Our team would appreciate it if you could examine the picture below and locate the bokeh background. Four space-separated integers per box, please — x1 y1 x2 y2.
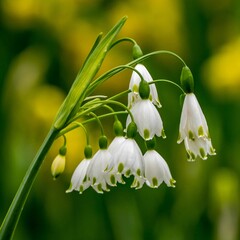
0 0 240 239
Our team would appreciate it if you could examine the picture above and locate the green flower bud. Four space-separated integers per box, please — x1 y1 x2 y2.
180 66 194 93
132 44 143 59
113 120 124 136
99 135 108 149
139 80 150 99
84 145 93 159
145 137 156 150
127 122 138 138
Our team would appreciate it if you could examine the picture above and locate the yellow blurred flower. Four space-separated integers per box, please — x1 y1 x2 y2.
202 37 240 100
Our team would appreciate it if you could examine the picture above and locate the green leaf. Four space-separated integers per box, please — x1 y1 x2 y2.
54 16 128 129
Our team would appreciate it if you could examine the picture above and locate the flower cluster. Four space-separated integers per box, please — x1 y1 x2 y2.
51 63 216 194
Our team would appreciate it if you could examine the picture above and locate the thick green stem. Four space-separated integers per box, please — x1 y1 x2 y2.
0 127 59 240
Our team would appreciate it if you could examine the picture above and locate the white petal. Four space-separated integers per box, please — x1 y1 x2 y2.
127 99 164 140
66 159 91 193
143 150 174 188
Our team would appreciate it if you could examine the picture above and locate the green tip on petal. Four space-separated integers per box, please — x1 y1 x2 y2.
161 129 166 139
118 163 124 173
65 183 73 193
200 148 207 159
79 185 84 194
188 130 195 140
144 129 150 139
170 179 176 188
152 177 158 188
132 84 138 93
198 126 204 137
110 174 116 185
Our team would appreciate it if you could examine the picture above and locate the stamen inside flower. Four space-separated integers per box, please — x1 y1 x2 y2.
110 175 116 185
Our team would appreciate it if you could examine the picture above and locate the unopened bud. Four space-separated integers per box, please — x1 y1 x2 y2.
51 154 66 180
132 44 143 59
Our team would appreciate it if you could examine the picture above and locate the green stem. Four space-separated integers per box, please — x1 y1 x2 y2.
0 127 59 240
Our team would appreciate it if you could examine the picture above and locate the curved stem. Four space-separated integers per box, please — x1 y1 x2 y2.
72 121 90 145
109 37 137 50
0 127 59 240
58 111 127 137
151 79 186 94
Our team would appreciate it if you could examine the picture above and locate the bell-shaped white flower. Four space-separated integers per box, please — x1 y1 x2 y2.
108 136 126 155
66 159 91 194
109 138 144 188
86 149 116 193
178 93 216 160
128 64 161 108
184 137 216 161
126 99 165 140
143 150 175 188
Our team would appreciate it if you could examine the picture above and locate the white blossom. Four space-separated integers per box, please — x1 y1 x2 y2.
109 138 145 188
143 150 175 188
86 149 116 193
66 159 91 194
126 99 165 140
178 93 216 160
128 64 161 108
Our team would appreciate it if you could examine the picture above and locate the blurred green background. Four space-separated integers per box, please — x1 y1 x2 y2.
0 0 240 239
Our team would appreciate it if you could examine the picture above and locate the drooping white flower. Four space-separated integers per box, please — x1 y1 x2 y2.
86 149 116 193
143 150 175 188
178 93 216 160
128 64 161 108
126 99 165 140
66 159 91 194
107 136 126 155
109 138 145 188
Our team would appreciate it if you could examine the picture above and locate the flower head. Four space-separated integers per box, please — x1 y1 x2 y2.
143 150 175 188
178 93 216 160
86 149 116 193
128 64 161 108
109 138 144 188
126 99 165 140
66 158 91 194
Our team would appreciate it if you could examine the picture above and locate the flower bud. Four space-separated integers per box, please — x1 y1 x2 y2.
132 44 143 59
180 66 194 93
51 153 66 180
139 80 150 99
99 135 108 149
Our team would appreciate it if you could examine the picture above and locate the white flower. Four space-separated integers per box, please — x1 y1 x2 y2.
86 149 116 193
66 159 91 194
126 99 165 140
128 64 161 108
110 138 145 188
143 150 175 188
107 136 126 155
178 93 216 160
